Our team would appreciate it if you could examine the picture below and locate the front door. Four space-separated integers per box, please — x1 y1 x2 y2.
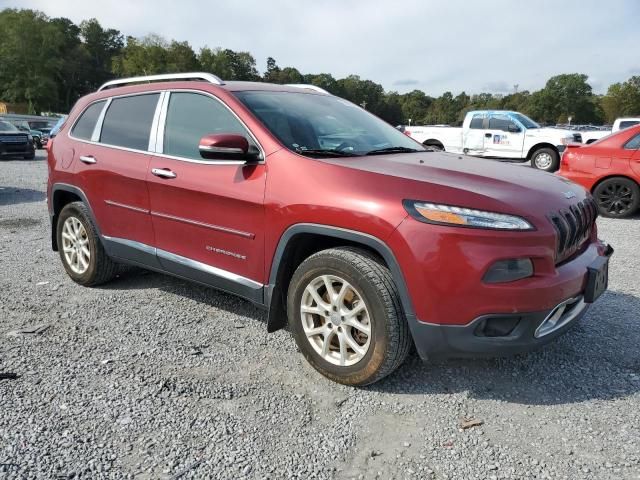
483 113 525 159
146 91 267 302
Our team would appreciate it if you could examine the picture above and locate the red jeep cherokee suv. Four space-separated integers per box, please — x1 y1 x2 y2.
47 73 613 385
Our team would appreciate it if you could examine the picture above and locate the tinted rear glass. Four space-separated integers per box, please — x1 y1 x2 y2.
71 101 106 140
100 94 159 150
619 120 639 130
469 115 484 129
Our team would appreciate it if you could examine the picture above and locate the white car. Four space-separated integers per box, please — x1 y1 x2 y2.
581 117 640 144
404 110 582 172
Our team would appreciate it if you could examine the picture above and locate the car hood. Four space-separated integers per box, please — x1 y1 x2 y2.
525 127 576 139
324 151 588 220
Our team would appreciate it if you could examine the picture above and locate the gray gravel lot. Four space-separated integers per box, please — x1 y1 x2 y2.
1 152 639 480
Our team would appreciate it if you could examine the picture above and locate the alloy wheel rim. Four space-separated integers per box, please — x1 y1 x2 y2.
535 152 552 169
598 183 634 215
300 275 372 366
61 216 90 274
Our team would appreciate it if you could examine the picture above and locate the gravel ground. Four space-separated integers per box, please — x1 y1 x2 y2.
1 152 639 480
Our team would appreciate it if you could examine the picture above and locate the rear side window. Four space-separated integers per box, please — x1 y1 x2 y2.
469 114 485 129
163 92 249 160
619 120 640 130
624 133 640 149
100 94 160 150
71 100 106 140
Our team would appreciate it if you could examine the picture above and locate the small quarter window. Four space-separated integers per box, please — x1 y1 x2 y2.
71 100 106 140
624 133 640 150
100 94 160 150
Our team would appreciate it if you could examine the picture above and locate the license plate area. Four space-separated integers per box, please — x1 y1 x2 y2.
584 254 610 303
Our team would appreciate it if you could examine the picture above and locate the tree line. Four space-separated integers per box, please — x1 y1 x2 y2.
1 8 639 126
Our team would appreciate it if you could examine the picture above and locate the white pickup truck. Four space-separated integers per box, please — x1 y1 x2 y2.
403 110 582 172
580 117 640 144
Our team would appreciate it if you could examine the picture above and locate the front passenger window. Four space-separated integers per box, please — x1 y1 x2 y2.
163 92 251 160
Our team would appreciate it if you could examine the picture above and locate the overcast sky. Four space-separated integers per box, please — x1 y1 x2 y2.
9 0 640 95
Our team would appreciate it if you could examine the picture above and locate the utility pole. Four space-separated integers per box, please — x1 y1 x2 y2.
513 84 519 93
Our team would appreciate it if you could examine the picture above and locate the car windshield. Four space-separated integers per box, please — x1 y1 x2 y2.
234 91 425 156
0 120 19 132
511 113 540 129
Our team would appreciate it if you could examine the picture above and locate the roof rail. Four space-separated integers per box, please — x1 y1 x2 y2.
285 84 330 95
98 72 224 91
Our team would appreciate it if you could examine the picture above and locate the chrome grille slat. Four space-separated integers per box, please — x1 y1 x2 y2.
549 198 597 263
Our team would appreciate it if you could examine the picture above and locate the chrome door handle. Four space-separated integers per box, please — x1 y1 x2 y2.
79 155 97 164
151 168 177 179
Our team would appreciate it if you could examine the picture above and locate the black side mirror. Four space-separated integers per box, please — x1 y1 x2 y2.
507 124 521 133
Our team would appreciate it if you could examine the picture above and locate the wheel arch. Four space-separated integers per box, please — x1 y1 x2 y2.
423 139 445 150
590 174 640 193
50 184 100 251
526 142 559 160
265 224 415 333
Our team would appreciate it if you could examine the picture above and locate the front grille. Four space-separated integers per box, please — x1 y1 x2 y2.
0 134 29 144
572 133 583 143
549 197 597 262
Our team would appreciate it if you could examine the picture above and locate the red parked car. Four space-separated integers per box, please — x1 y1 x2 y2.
559 124 640 218
47 73 612 385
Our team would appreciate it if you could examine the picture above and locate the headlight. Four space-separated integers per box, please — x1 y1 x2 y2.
403 200 534 230
27 134 33 141
560 136 574 145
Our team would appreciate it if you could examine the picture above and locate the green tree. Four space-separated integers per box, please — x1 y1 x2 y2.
199 48 258 80
601 76 640 122
0 9 63 113
80 18 123 88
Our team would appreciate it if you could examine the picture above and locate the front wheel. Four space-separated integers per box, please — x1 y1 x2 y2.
287 247 411 386
531 147 559 172
593 177 640 218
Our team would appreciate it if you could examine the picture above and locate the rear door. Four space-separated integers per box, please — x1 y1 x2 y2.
72 93 160 263
147 91 266 302
462 113 487 154
483 113 525 158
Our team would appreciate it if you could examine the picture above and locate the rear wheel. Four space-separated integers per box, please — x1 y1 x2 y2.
56 202 118 286
287 247 411 386
531 147 559 172
593 177 640 218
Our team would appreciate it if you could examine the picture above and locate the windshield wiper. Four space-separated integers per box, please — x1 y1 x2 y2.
365 146 423 155
295 148 359 157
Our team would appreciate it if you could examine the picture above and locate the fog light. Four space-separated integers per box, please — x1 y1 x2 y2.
483 259 533 284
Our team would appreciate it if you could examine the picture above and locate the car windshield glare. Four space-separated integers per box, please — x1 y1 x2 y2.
512 113 540 129
234 91 425 156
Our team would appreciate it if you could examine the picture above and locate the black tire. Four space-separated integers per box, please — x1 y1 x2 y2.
56 201 118 286
531 147 559 172
592 177 640 218
287 247 411 386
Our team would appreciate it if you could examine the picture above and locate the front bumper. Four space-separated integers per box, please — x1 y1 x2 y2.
0 142 34 157
411 295 590 360
409 244 613 360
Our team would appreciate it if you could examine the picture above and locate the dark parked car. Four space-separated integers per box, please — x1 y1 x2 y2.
47 72 612 385
0 120 35 159
11 120 45 148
